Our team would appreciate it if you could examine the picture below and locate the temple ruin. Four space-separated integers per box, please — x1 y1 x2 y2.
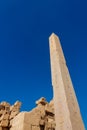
0 33 85 130
0 98 55 130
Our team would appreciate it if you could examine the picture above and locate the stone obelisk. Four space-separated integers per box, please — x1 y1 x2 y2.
49 33 85 130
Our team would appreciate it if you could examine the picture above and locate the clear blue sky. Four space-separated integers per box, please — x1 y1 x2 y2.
0 0 87 128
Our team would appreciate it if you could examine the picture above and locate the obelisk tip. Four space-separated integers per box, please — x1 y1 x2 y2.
49 33 59 41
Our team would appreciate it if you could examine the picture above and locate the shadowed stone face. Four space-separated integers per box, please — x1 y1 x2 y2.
49 33 85 130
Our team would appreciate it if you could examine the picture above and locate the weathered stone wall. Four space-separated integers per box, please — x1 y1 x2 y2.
0 98 55 130
10 98 55 130
0 101 21 130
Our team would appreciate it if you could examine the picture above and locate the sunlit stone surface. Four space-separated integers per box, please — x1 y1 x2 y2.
49 33 85 130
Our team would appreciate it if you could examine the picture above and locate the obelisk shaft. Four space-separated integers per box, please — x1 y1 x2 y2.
49 33 85 130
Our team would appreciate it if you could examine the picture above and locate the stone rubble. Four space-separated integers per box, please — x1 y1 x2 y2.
0 98 55 130
0 101 21 130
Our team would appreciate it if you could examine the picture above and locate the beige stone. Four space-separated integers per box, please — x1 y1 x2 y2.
49 33 85 130
0 127 2 130
0 114 9 121
0 110 5 116
9 119 13 127
14 101 21 107
10 112 25 130
0 105 5 110
0 120 9 127
45 103 54 115
10 111 19 119
0 101 22 129
9 97 55 130
36 97 48 105
0 102 10 108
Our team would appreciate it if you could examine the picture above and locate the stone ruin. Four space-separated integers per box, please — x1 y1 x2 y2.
0 98 55 130
0 101 21 130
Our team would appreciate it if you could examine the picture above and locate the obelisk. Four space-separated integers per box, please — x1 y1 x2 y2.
49 33 85 130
